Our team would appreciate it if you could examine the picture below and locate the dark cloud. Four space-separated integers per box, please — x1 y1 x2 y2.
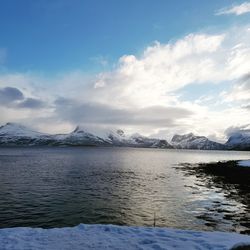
54 97 193 128
239 72 250 91
0 87 24 105
225 124 250 137
18 98 45 109
0 86 45 109
241 104 250 109
241 72 250 83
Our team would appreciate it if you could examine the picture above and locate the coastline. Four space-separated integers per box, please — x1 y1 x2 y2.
1 224 250 250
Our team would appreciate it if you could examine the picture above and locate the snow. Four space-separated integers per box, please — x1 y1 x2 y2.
0 123 46 138
238 160 250 167
1 122 250 149
171 133 223 150
226 131 250 148
0 224 249 250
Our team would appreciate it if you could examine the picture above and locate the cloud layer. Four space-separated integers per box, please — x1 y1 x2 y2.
0 87 24 105
54 97 193 129
0 86 45 109
216 2 250 16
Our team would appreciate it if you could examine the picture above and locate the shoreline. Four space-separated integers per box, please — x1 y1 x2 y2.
0 224 250 250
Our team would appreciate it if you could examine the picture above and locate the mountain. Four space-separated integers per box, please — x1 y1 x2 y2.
0 123 173 148
130 134 173 148
2 122 250 150
106 129 132 146
171 133 225 150
226 130 250 150
52 126 109 146
0 123 51 146
107 129 173 148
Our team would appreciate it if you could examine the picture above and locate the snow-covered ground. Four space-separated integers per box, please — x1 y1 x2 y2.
238 160 250 167
0 224 250 250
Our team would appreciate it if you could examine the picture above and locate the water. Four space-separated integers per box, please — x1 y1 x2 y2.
0 147 249 233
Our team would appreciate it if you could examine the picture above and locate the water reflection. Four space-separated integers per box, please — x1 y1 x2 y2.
177 161 250 234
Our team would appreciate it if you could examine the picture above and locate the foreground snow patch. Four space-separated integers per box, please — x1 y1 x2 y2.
0 224 250 250
238 160 250 167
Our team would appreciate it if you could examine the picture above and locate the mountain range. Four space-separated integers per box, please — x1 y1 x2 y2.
0 122 249 150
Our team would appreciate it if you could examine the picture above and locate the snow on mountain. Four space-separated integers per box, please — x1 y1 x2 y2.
53 126 109 146
0 122 46 138
106 129 173 148
171 133 225 150
0 123 51 146
106 129 132 145
130 133 173 148
2 122 250 150
0 123 173 148
226 130 250 150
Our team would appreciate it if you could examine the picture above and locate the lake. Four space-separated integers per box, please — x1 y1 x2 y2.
0 147 249 233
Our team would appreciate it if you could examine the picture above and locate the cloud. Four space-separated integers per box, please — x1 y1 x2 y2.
225 124 250 137
221 72 250 103
0 86 46 110
0 87 24 105
91 33 226 109
18 98 45 109
54 98 193 129
242 104 250 109
216 2 250 16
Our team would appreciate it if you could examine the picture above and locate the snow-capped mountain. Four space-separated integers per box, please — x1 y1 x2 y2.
226 130 250 150
1 122 250 150
106 129 173 148
52 126 109 146
130 134 173 148
106 129 132 146
0 123 173 148
0 123 46 138
0 123 51 146
171 133 225 150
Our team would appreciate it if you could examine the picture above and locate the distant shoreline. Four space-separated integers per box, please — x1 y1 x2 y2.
0 145 250 151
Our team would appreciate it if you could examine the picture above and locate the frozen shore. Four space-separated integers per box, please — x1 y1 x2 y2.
238 160 250 167
0 224 250 250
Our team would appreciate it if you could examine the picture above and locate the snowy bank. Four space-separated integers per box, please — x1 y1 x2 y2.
238 160 250 167
0 224 250 250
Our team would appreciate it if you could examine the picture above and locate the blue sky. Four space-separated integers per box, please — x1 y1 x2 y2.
0 1 250 141
0 0 248 73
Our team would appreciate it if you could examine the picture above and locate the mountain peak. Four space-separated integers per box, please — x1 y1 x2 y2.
0 123 46 137
171 132 224 150
1 122 30 132
226 130 250 149
72 125 92 134
5 122 25 128
0 122 244 150
73 126 85 133
116 129 125 137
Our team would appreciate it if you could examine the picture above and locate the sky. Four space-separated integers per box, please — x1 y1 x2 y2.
0 0 250 142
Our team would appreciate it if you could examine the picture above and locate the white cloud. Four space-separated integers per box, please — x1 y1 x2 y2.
91 33 226 109
216 2 250 16
90 27 250 111
221 72 250 104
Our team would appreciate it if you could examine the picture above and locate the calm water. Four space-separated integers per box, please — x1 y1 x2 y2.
0 147 249 233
